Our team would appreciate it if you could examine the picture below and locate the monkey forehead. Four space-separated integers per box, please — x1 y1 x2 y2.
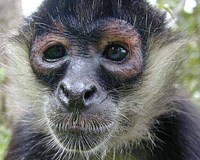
32 0 167 38
33 18 140 41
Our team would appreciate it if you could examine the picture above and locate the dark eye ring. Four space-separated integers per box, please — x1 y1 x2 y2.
43 45 67 62
102 44 129 62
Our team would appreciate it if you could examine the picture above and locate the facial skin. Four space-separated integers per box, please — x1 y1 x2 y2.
29 18 143 153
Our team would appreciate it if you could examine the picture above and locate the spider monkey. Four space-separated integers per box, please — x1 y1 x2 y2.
4 0 200 160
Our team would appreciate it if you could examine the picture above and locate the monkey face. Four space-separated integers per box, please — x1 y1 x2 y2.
4 0 189 159
6 0 189 159
29 18 143 153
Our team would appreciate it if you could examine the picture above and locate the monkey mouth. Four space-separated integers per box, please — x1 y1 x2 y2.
52 121 115 134
48 120 116 152
46 108 117 152
47 110 116 134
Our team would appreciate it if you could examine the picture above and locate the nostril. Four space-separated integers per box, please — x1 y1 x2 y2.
84 86 97 102
60 83 70 99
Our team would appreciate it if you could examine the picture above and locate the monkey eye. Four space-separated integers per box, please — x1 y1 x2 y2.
103 44 128 62
43 45 67 62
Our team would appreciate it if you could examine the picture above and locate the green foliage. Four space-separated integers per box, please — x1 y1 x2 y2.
0 67 8 160
159 4 174 18
0 68 6 85
0 124 11 160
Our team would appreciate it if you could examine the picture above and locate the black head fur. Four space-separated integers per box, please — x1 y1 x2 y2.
31 0 167 46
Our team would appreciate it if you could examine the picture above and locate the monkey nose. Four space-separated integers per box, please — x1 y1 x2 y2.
58 82 99 111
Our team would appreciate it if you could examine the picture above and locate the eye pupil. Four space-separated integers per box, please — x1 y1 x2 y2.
103 44 128 61
43 45 66 61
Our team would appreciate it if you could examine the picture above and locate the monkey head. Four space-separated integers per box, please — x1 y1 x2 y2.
6 0 186 158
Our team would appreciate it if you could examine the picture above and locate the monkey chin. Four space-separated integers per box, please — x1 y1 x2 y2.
43 103 117 156
46 119 116 158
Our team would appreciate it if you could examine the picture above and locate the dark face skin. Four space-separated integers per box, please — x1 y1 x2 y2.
30 18 142 152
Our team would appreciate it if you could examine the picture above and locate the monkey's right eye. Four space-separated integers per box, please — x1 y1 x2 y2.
43 45 67 62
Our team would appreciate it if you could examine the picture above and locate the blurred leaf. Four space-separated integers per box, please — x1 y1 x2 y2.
159 4 174 18
0 68 6 84
0 124 11 160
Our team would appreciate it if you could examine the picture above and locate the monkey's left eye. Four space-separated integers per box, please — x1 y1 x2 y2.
43 45 67 62
103 44 128 62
